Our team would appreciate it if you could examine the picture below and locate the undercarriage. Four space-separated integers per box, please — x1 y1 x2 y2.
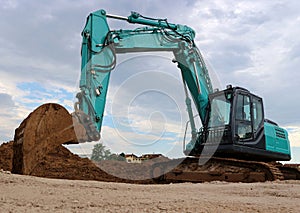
151 157 300 183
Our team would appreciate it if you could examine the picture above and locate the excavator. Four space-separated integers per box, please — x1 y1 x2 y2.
12 9 300 182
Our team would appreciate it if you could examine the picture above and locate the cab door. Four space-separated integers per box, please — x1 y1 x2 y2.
234 93 253 142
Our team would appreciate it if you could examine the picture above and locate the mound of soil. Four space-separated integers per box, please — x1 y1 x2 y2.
0 141 14 171
97 156 170 181
0 141 156 183
30 145 124 182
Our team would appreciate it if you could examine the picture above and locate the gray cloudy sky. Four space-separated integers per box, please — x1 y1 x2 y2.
0 0 299 161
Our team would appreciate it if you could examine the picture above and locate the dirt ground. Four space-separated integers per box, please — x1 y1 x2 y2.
0 171 299 212
1 141 300 212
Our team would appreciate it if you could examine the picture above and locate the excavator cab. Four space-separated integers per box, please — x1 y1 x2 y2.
185 85 291 161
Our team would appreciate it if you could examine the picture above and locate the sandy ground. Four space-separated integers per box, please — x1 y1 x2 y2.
1 171 300 212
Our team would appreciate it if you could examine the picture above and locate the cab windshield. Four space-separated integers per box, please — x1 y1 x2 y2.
208 93 232 128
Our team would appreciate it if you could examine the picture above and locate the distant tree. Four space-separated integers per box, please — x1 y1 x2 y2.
118 153 126 161
91 143 111 162
91 143 126 162
107 153 126 161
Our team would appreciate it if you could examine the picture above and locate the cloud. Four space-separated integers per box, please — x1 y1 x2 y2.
1 0 18 9
185 0 300 129
285 125 300 147
0 0 300 161
0 92 21 141
0 93 15 108
291 147 300 163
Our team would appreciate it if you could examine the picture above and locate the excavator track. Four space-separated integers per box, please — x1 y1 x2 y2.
279 164 300 180
151 157 300 183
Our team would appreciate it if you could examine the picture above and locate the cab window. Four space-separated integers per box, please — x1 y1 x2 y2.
252 97 263 132
236 94 251 121
235 94 252 140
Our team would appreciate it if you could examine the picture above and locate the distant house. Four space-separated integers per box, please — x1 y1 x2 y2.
125 154 142 163
141 154 163 160
125 153 163 163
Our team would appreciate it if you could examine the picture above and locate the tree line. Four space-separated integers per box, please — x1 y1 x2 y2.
91 143 126 162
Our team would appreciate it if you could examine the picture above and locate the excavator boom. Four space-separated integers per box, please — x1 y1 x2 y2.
77 9 213 138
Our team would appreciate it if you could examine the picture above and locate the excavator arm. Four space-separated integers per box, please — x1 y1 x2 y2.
76 9 214 141
12 9 214 175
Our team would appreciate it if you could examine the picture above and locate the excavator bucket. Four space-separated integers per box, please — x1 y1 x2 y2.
12 103 88 175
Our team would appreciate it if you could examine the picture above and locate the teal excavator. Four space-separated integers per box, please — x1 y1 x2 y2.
13 9 299 182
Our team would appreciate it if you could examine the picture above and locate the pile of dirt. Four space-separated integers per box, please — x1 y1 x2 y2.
0 141 14 171
97 156 170 181
0 141 155 183
29 145 124 182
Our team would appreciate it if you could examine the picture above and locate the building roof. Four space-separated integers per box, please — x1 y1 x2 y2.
125 154 138 158
140 154 163 159
124 153 164 160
